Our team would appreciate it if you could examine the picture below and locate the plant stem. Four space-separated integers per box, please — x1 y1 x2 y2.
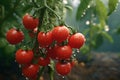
37 67 45 80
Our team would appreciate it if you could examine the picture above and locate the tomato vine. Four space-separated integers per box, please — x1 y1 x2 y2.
5 0 86 80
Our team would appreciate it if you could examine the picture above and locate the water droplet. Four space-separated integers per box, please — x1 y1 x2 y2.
73 54 76 57
63 0 68 4
88 5 90 8
76 49 80 53
62 76 65 78
26 77 29 80
104 25 109 32
19 65 21 68
86 21 90 25
83 12 86 15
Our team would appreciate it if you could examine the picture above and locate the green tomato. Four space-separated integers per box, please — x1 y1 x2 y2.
4 44 16 55
0 37 8 48
0 26 9 37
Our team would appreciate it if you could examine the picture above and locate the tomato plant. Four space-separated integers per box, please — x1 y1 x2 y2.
3 0 86 80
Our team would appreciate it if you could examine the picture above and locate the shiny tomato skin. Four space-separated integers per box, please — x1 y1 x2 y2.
22 64 39 78
52 26 70 42
37 31 53 47
22 13 39 30
38 57 50 66
55 62 71 76
56 45 72 60
6 28 24 44
68 33 85 49
15 49 34 64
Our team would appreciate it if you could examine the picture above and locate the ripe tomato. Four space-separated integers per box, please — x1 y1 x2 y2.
22 13 39 30
55 62 71 76
37 31 53 47
46 47 57 60
38 57 50 66
68 33 85 48
22 64 39 78
52 26 70 42
6 28 24 44
15 49 34 64
56 45 72 60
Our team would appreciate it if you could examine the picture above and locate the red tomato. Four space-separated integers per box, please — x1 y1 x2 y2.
15 49 34 64
55 62 71 76
46 46 58 60
6 28 24 44
37 31 53 47
56 45 72 60
22 64 39 78
38 57 50 66
68 33 85 48
52 26 70 42
22 13 39 30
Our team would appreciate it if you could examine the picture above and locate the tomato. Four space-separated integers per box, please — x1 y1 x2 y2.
46 47 57 60
52 26 70 42
22 13 39 30
6 28 24 44
38 57 50 66
55 62 71 76
4 44 16 54
15 49 34 64
22 64 39 78
68 33 85 48
0 38 8 48
56 45 72 60
37 31 53 47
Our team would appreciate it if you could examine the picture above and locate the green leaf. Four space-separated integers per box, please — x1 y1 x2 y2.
95 0 108 26
108 0 118 15
94 34 103 49
101 31 114 43
76 0 92 20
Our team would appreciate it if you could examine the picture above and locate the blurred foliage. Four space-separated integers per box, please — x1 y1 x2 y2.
76 0 118 54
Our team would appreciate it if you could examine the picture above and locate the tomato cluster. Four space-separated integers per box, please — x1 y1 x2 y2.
6 13 85 79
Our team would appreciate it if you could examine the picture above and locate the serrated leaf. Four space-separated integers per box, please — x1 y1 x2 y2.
101 31 114 43
95 0 108 26
76 0 92 20
108 0 118 15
